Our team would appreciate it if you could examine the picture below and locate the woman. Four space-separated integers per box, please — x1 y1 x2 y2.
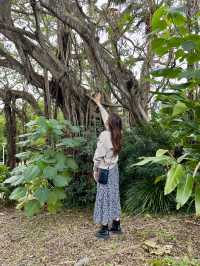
93 93 122 239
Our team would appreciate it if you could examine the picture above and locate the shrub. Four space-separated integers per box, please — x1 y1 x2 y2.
4 117 83 217
124 177 175 215
135 6 200 215
65 175 96 208
119 123 173 214
119 123 172 181
0 164 11 200
64 130 97 208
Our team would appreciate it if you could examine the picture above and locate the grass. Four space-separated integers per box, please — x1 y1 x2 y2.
136 228 177 242
149 256 200 266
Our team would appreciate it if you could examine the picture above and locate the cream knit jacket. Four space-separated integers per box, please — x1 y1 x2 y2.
93 104 118 172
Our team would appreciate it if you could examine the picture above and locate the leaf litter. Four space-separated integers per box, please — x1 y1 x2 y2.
0 207 200 266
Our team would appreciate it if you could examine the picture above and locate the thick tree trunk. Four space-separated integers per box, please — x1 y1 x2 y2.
4 93 17 169
39 0 149 124
0 0 149 126
44 69 52 119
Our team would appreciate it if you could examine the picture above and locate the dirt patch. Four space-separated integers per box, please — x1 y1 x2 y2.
0 207 200 266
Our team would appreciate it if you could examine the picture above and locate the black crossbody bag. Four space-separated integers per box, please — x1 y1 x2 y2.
98 157 112 185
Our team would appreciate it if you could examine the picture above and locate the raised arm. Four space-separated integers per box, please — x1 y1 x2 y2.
97 103 109 129
93 93 109 130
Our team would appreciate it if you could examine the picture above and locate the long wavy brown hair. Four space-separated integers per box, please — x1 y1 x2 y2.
108 113 122 156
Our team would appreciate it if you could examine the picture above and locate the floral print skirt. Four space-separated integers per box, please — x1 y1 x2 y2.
93 164 121 225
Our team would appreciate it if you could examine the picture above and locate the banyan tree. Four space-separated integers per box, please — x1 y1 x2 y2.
0 0 158 126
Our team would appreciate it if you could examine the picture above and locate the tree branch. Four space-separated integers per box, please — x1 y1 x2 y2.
0 88 43 115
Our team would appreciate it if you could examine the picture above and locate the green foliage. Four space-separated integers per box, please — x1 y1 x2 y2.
0 164 9 183
0 164 11 200
124 177 175 215
150 256 200 266
135 6 200 215
0 113 5 136
119 123 172 181
4 117 83 217
64 130 98 208
65 175 96 208
119 123 174 213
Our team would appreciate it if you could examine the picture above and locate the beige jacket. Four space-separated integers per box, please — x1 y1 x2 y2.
93 104 118 171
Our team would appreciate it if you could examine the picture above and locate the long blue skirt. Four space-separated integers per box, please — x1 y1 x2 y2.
93 164 121 225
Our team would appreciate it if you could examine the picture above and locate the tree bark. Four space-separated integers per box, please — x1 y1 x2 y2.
0 0 150 125
4 91 17 169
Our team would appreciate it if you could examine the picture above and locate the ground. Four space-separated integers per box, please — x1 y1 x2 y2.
0 207 200 266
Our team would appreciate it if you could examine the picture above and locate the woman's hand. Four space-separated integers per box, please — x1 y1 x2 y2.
93 170 99 182
93 92 101 106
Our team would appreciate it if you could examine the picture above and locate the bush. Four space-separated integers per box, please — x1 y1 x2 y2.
4 117 83 217
0 164 10 183
119 123 172 181
0 164 11 200
119 123 175 214
124 177 175 215
140 6 200 215
65 176 96 208
64 130 97 208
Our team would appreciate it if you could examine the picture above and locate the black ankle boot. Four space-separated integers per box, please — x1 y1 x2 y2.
95 225 109 239
110 220 122 234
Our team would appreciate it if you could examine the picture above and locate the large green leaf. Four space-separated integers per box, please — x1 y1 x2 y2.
151 38 166 51
24 165 41 182
53 175 71 187
55 153 67 171
187 52 200 64
41 156 56 164
152 68 182 78
65 157 78 171
43 166 57 180
16 151 32 160
195 183 200 215
53 188 66 200
168 8 186 26
167 37 182 49
178 69 200 81
37 116 48 127
57 137 82 148
34 187 50 205
133 155 173 167
47 188 66 205
49 119 63 131
24 200 41 217
17 140 31 147
152 6 168 31
182 40 197 51
156 149 169 157
63 120 80 133
131 157 155 166
172 101 188 117
47 201 63 213
9 187 27 200
176 174 193 208
4 175 25 186
165 164 185 195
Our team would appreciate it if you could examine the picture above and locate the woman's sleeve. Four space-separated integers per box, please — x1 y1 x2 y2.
98 103 109 129
93 132 107 170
